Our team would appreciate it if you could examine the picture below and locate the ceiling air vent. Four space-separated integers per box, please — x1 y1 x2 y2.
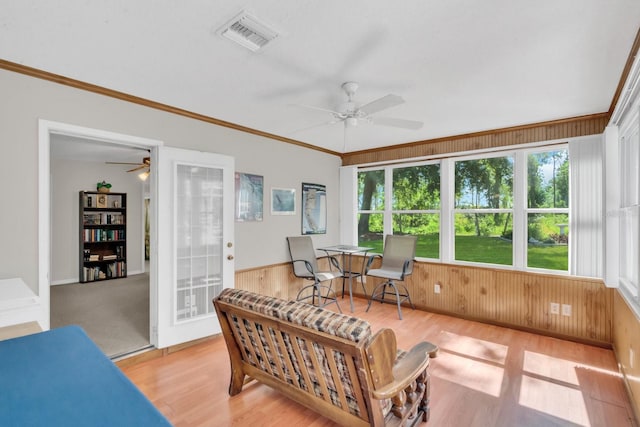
217 11 280 52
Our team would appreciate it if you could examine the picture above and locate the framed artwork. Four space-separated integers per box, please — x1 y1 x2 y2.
271 188 296 215
96 193 108 208
302 183 327 234
235 172 263 221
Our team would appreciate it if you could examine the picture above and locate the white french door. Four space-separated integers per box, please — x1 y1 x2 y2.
153 147 234 348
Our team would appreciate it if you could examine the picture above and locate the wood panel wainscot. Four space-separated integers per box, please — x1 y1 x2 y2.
613 291 640 422
236 260 613 346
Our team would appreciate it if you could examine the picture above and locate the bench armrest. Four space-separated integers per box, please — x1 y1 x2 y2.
364 328 432 399
370 341 430 400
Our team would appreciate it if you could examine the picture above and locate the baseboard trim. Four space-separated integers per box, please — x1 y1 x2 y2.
51 278 78 286
114 334 220 368
613 344 640 426
51 270 146 286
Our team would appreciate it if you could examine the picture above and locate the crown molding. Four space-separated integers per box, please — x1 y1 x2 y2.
0 59 341 158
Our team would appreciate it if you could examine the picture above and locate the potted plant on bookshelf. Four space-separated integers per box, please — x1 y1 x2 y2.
97 181 112 193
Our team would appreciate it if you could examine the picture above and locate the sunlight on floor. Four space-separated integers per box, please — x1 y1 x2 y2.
438 331 508 364
523 350 623 384
519 375 590 425
435 352 505 397
523 351 580 385
435 331 507 397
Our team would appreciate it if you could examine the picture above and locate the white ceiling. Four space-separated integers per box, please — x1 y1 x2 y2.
2 1 640 154
50 134 149 164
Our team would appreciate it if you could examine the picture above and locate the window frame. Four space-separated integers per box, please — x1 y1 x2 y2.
357 161 441 260
522 146 570 272
354 143 572 274
617 106 640 302
451 151 515 268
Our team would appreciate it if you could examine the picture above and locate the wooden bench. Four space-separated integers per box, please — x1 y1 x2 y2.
213 288 437 426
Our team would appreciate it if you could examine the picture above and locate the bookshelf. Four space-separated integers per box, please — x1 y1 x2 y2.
79 191 127 283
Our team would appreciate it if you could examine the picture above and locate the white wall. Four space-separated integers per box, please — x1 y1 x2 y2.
0 68 342 294
51 159 144 284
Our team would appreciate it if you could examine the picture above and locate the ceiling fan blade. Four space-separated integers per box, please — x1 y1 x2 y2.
359 94 404 115
127 164 148 173
106 161 145 165
372 116 424 130
289 103 342 116
290 119 340 134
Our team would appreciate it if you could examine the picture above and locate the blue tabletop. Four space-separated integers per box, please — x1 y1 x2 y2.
0 325 172 426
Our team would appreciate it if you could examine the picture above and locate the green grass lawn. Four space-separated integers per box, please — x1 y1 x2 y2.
360 234 568 271
527 244 568 271
455 235 512 265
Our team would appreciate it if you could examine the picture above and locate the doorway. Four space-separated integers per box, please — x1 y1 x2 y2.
39 120 162 357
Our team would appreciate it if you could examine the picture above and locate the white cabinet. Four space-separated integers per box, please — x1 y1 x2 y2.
0 278 43 329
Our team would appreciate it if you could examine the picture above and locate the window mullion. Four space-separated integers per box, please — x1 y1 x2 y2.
513 151 526 269
384 168 393 237
440 158 454 263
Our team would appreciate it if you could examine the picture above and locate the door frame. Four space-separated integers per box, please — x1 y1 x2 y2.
38 120 162 342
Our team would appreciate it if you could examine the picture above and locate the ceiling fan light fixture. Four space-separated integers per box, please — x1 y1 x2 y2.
346 117 358 127
217 11 280 52
138 171 150 181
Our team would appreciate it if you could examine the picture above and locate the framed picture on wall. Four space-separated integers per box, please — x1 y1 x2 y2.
235 172 263 221
271 188 296 215
302 182 326 234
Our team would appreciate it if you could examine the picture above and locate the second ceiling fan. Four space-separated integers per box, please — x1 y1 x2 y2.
106 156 151 180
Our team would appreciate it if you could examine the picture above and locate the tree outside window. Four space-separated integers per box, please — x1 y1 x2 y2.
358 170 385 251
526 149 569 271
392 164 440 258
454 156 514 265
354 146 570 272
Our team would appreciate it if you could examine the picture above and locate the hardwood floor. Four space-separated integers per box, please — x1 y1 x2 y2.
121 296 636 427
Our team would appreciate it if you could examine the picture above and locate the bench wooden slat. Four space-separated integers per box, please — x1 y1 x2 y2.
213 289 434 426
272 328 299 387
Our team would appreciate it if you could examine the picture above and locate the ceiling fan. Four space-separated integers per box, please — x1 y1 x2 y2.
106 156 150 180
292 81 424 137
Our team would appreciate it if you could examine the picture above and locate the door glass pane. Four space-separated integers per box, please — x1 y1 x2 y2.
527 213 569 271
175 164 224 322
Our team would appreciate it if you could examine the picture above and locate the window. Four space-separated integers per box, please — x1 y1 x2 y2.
357 163 440 258
619 111 640 298
454 156 513 265
352 144 571 273
357 169 385 252
392 164 440 258
526 149 569 271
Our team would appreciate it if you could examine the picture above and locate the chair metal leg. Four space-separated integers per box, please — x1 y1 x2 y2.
365 279 413 319
317 282 342 313
297 280 341 313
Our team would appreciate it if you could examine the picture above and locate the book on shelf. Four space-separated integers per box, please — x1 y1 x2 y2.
83 213 124 225
102 254 117 260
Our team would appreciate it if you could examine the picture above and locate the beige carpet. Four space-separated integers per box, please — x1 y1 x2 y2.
51 273 150 358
